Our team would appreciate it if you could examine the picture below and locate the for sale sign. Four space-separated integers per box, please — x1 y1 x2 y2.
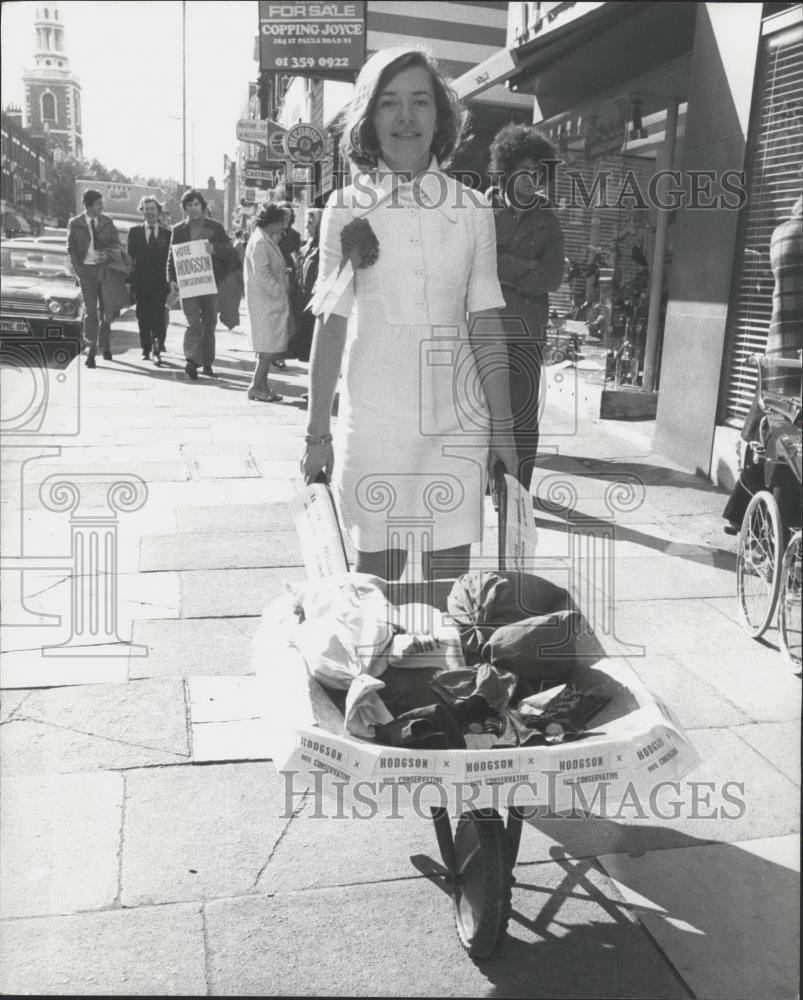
172 240 217 300
258 1 366 77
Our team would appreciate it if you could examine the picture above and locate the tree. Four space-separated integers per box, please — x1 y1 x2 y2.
51 154 134 225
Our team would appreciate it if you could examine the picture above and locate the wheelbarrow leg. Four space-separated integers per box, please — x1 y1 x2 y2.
430 806 456 880
506 806 526 866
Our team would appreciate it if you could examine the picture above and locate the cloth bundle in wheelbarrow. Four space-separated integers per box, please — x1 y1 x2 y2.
253 571 699 816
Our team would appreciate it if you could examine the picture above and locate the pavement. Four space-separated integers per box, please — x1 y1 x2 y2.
0 308 799 997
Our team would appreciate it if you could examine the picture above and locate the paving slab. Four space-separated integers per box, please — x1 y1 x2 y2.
191 718 271 762
577 554 735 602
599 836 800 1000
187 675 260 722
175 501 295 532
0 568 181 626
623 655 751 728
147 476 296 508
594 598 780 662
0 647 130 689
140 529 303 572
120 762 290 906
257 792 578 893
179 566 305 618
130 616 257 677
0 771 123 917
0 902 207 996
731 721 801 786
0 678 190 774
676 652 802 722
204 863 689 998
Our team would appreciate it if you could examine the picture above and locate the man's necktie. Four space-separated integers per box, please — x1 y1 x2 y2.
90 218 97 245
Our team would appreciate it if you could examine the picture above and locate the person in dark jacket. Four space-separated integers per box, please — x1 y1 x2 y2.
167 188 234 380
128 195 171 364
67 189 121 367
274 204 302 370
290 208 322 364
488 125 565 491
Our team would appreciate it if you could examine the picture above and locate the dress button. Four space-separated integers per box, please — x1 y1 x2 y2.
408 209 416 217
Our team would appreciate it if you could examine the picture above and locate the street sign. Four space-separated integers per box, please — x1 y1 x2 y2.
258 1 366 78
285 123 325 164
243 167 276 184
237 119 268 146
267 125 287 160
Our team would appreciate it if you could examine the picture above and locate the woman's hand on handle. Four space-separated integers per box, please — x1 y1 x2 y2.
300 441 334 485
488 437 519 490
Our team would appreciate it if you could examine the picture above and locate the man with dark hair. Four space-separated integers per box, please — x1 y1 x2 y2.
487 125 565 491
167 188 235 379
67 189 121 368
128 196 171 365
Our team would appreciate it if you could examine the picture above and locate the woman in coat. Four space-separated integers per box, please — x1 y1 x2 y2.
244 203 290 402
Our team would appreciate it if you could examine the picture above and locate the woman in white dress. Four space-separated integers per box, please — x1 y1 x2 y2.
244 203 289 402
301 47 516 580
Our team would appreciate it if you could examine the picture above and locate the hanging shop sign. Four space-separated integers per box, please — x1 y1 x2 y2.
284 123 326 164
258 1 366 78
237 119 269 146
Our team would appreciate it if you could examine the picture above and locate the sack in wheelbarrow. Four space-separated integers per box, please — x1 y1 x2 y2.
253 580 699 818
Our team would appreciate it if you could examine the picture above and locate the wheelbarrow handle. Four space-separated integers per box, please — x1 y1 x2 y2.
491 460 507 514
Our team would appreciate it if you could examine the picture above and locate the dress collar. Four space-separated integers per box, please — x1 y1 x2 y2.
351 157 457 222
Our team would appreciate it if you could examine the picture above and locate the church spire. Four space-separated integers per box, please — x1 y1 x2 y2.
23 1 83 158
34 3 68 68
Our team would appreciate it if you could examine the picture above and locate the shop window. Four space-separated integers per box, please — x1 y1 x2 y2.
720 16 803 425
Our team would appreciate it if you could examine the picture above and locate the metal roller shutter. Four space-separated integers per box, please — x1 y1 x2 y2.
720 16 803 426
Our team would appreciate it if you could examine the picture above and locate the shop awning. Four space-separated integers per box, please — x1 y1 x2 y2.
453 2 638 101
453 2 696 118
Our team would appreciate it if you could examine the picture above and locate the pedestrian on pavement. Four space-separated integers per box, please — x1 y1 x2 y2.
127 195 171 365
288 208 322 364
723 193 803 532
232 229 247 302
244 203 291 402
301 46 516 581
487 125 565 491
167 188 235 380
67 189 121 368
274 204 302 370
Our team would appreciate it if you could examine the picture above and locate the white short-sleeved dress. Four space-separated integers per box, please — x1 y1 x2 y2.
318 159 505 554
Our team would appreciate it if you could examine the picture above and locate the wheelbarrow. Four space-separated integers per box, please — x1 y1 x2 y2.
256 474 699 958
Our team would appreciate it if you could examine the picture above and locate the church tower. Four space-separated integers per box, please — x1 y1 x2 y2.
22 3 83 158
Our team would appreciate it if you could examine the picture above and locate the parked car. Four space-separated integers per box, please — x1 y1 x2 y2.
0 239 84 337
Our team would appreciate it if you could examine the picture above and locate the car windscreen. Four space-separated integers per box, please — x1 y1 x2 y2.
0 246 74 279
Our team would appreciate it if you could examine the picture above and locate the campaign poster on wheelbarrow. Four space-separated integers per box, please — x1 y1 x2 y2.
264 647 700 817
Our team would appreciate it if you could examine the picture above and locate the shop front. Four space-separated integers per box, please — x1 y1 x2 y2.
457 1 801 482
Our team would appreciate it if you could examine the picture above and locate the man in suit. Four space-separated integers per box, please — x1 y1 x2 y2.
167 189 235 380
127 196 171 365
67 189 121 368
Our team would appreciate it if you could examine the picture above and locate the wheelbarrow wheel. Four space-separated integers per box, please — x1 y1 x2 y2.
452 809 513 959
737 490 783 638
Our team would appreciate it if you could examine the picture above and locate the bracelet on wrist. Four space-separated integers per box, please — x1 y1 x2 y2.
305 433 332 445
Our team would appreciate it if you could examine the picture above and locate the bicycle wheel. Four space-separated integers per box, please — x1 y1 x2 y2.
737 490 783 638
778 531 802 673
452 809 513 959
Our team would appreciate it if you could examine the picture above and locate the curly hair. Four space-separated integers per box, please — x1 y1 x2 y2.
254 203 287 229
137 195 164 214
343 47 466 172
488 125 558 183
